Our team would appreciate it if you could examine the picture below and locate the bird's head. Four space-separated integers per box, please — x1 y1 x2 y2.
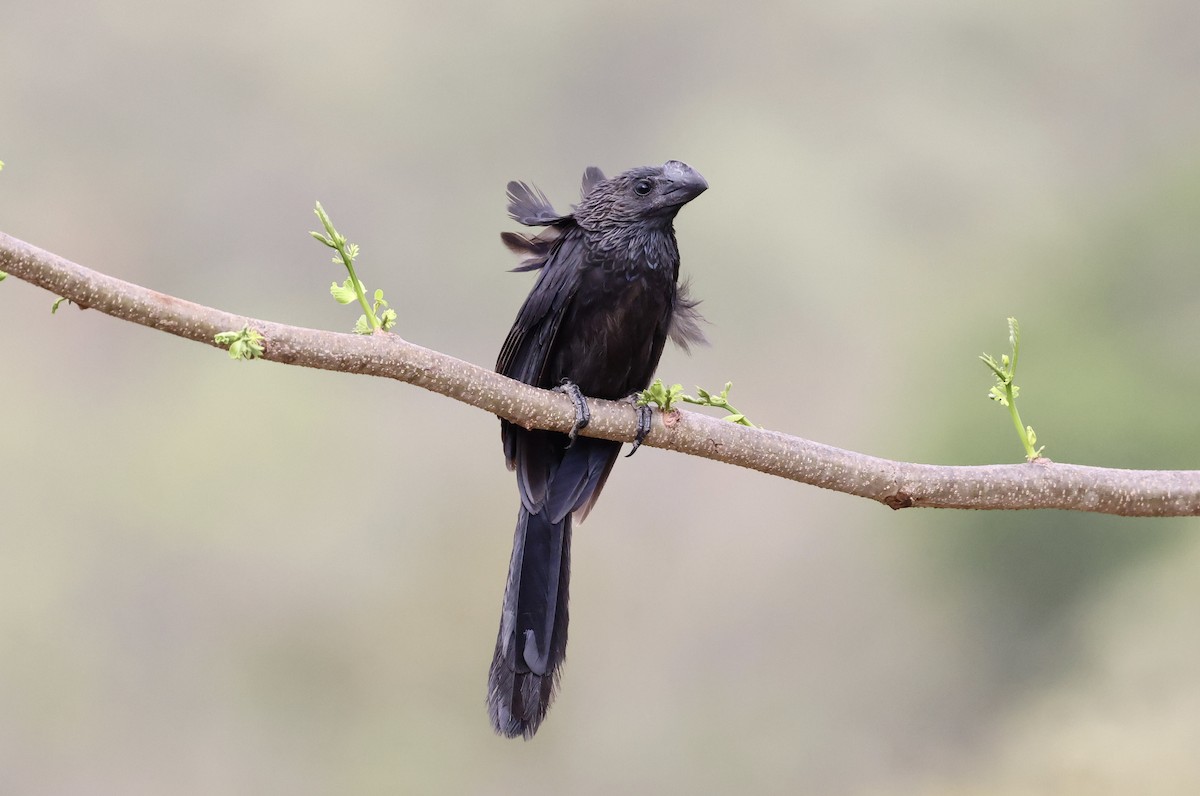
575 160 708 231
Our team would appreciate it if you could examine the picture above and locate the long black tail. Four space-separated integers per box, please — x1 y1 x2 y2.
487 504 572 739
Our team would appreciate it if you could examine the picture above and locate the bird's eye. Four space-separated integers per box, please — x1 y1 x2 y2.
633 179 653 196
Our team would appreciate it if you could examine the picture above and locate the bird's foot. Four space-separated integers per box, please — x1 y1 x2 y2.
624 396 653 457
554 380 590 445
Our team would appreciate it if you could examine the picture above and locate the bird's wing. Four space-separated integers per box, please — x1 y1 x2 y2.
497 229 590 508
496 230 584 386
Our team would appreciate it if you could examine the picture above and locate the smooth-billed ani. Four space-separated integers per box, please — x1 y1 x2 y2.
488 161 708 739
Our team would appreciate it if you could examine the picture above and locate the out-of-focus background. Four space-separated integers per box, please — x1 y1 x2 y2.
3 1 1200 792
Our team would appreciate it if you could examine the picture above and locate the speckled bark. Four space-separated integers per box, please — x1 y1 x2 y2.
4 231 1199 517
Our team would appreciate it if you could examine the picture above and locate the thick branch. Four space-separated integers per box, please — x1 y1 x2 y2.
3 230 1199 517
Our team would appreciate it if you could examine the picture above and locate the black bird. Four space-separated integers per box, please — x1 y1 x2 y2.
488 161 708 738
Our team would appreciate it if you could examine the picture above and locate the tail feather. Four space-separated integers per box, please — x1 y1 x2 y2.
488 506 572 739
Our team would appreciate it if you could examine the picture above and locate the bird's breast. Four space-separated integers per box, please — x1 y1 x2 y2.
549 264 675 399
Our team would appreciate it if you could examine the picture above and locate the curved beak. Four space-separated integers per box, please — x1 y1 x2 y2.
661 160 708 205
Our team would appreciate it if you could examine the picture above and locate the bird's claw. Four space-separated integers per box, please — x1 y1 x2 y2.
554 380 590 446
624 398 653 457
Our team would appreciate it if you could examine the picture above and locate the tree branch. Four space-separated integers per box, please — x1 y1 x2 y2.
3 230 1199 517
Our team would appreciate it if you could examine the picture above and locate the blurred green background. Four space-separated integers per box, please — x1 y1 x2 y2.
4 1 1200 792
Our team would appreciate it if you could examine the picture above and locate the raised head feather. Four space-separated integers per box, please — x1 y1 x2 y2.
579 166 606 198
506 181 563 227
